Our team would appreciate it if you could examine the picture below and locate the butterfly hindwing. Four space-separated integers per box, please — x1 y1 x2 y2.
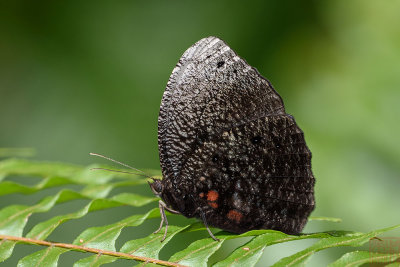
170 114 315 234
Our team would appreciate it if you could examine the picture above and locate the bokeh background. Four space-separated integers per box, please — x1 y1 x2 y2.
1 0 400 266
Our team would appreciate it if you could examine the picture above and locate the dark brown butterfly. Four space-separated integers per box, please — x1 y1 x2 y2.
150 36 315 241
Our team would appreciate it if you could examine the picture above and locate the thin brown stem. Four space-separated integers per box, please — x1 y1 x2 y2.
0 235 187 267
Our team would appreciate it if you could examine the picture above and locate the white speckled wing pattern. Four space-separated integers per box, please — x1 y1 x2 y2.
158 36 285 182
179 114 315 234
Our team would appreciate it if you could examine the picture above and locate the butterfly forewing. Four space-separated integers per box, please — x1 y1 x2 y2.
158 37 285 182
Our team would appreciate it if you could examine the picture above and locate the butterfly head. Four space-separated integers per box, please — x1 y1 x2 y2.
149 178 163 197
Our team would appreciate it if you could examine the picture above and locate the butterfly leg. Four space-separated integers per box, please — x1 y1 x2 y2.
199 209 220 242
154 200 180 242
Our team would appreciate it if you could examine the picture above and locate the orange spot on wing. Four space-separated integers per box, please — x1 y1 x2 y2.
199 192 205 198
207 190 219 202
227 210 243 223
204 190 219 208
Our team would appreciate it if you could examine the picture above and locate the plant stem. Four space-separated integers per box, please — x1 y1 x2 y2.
0 234 186 267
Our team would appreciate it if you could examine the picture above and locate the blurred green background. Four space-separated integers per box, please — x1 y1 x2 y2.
1 0 400 266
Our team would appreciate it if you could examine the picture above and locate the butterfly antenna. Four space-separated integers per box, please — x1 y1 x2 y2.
89 167 151 179
89 152 152 178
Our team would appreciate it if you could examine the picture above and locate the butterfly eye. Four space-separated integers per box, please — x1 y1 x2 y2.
212 155 219 163
149 179 163 195
217 61 225 68
251 136 262 144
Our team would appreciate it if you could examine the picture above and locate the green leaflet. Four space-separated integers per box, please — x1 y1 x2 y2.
170 230 331 267
171 231 277 266
0 158 146 185
17 247 66 267
213 234 274 267
26 198 122 240
329 250 400 267
0 190 99 262
0 177 71 196
73 254 115 267
271 224 400 267
72 209 159 250
0 241 15 263
169 236 222 267
0 158 83 181
0 189 82 236
74 225 190 266
119 225 190 258
15 209 160 267
111 192 158 206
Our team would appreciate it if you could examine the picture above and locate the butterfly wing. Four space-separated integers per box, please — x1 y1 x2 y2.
158 36 285 186
177 114 315 234
157 37 315 234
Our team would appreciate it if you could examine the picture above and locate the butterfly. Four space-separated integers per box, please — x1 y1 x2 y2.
150 36 315 241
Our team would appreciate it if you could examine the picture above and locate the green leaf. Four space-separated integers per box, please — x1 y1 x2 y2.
271 224 400 267
213 234 275 267
25 198 122 240
0 159 82 181
169 237 222 267
120 225 189 258
171 230 298 267
73 254 115 267
74 225 191 267
0 189 82 236
111 192 158 207
71 209 163 266
17 247 66 267
21 209 160 267
212 231 337 267
72 209 159 250
329 250 400 267
0 177 71 196
0 241 16 262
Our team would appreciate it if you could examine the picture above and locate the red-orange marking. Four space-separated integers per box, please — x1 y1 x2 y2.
227 210 243 223
207 190 219 202
199 192 205 198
